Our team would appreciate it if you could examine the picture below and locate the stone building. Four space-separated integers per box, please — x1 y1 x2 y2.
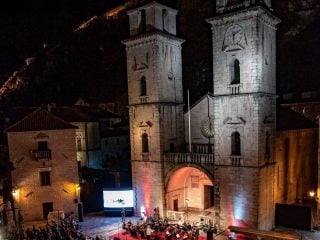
6 108 79 221
123 0 319 231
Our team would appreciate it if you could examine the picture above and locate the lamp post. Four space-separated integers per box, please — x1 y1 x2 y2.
309 191 316 198
76 184 83 222
309 190 319 230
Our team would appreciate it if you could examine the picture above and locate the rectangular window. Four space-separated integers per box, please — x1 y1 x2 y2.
191 176 199 188
76 137 82 151
38 141 48 150
40 171 51 186
173 199 179 211
105 140 109 146
170 143 175 152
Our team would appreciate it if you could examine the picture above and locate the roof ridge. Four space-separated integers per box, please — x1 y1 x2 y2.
6 107 77 132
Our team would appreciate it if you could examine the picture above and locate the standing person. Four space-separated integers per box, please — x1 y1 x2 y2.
146 224 153 240
121 208 126 223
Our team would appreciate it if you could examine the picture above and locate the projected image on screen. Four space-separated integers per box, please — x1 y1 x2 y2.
103 190 134 208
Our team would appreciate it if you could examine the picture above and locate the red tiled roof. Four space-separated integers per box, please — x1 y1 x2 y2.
6 108 78 132
50 106 97 122
50 106 121 122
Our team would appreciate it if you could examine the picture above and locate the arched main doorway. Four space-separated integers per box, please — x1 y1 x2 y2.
165 166 215 224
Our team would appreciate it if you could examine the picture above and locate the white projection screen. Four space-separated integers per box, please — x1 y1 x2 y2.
103 189 134 208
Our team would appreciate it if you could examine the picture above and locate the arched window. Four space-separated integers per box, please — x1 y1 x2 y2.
76 137 82 151
140 76 147 96
162 9 167 32
231 59 240 84
139 9 146 33
142 133 149 153
231 132 241 156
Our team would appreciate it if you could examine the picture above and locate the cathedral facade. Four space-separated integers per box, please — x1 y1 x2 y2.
123 0 319 231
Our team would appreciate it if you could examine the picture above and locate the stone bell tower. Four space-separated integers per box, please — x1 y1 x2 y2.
122 2 185 217
207 0 280 230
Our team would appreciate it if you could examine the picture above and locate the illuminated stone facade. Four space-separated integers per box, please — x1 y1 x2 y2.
123 2 185 216
126 1 319 231
207 3 280 230
7 108 79 221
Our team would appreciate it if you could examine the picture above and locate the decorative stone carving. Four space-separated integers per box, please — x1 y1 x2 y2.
222 25 247 52
200 115 215 138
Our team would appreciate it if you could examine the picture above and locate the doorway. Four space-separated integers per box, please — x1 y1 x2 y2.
204 185 214 209
173 199 179 211
42 202 53 219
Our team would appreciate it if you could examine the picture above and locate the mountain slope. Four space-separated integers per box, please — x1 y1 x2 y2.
1 0 320 106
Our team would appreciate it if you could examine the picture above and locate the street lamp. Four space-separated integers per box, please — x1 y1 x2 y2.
12 186 18 197
309 191 316 198
308 190 319 231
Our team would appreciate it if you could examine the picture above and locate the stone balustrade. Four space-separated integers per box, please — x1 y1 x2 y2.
164 152 214 165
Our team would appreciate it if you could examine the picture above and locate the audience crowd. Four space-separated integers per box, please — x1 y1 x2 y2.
2 208 217 240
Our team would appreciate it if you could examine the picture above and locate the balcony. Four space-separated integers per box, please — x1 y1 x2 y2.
230 155 242 166
228 83 241 95
139 96 148 104
187 144 214 154
32 150 52 160
142 152 149 160
164 152 214 165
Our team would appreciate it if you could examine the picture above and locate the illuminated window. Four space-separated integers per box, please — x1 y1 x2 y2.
231 131 241 156
231 59 240 84
140 76 147 96
76 137 82 151
40 171 51 186
142 133 149 153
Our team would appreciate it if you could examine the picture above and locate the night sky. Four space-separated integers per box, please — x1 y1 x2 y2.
0 0 319 105
0 0 125 80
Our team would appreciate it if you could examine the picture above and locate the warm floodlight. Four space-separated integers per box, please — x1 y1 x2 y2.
309 191 316 198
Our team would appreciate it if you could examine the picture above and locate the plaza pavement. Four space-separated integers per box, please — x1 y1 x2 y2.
21 211 320 240
80 212 320 240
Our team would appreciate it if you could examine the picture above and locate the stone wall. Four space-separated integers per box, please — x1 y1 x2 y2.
184 95 214 145
275 129 318 204
131 161 165 216
8 129 79 221
216 167 260 229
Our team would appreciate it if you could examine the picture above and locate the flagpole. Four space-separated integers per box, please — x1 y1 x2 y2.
188 90 191 153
